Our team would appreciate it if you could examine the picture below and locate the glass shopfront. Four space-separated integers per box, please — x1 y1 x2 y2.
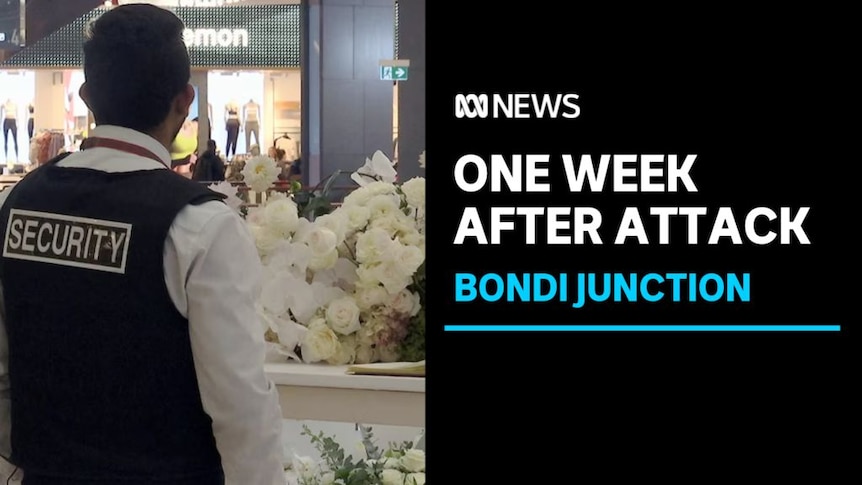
0 2 301 172
0 69 33 168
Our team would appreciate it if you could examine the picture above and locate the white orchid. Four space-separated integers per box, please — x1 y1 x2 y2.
350 150 398 186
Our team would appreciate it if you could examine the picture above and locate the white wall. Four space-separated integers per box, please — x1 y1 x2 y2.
265 69 302 138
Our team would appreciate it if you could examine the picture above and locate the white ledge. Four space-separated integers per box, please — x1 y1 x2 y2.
265 362 425 393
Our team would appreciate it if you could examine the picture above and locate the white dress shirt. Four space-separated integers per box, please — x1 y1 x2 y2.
0 125 285 485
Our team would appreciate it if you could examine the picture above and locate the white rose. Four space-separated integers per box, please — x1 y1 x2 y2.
400 177 425 210
325 296 362 335
398 230 423 249
304 226 338 255
313 213 348 244
367 193 402 220
382 457 402 469
405 472 426 485
344 181 397 208
354 343 378 364
301 318 340 362
354 285 389 311
309 248 339 271
355 228 395 263
373 262 412 295
395 244 424 275
388 289 422 317
380 469 405 485
343 205 371 231
250 224 282 256
326 335 356 365
368 214 400 238
399 449 425 473
263 197 300 236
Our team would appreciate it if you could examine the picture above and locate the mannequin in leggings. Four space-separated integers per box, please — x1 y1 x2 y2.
243 99 260 151
28 105 35 140
1 99 18 161
224 101 240 158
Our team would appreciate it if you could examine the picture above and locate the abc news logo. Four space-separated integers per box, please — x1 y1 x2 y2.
454 93 580 119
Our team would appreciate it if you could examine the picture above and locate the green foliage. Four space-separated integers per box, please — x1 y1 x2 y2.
291 170 352 219
400 261 426 361
296 425 425 485
298 425 386 485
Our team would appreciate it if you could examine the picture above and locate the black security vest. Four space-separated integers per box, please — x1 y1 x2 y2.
0 160 227 483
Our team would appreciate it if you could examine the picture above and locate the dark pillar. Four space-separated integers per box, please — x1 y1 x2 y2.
303 0 395 190
395 0 424 181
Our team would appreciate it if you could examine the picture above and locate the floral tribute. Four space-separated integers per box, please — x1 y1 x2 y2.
210 150 426 364
291 425 426 485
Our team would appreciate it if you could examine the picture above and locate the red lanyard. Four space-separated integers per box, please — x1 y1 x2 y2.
79 137 167 168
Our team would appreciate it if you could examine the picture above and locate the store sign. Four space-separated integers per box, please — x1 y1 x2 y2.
183 28 249 48
178 0 243 6
1 4 300 68
118 0 243 6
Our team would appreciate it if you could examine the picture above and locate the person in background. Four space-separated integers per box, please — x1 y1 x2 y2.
192 139 226 182
287 155 303 182
0 4 285 484
273 148 291 181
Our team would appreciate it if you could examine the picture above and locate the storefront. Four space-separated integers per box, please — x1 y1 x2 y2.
0 1 301 171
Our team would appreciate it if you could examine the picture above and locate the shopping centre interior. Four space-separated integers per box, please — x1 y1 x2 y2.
0 0 426 474
0 0 423 189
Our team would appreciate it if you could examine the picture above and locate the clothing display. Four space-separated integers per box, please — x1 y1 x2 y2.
274 134 298 162
2 120 16 160
225 119 240 158
27 105 34 139
2 100 18 160
243 99 260 150
225 102 240 158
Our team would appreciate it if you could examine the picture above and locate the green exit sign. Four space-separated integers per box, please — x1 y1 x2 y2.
380 65 408 81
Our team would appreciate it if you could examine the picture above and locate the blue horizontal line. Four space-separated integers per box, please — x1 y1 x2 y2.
444 325 841 332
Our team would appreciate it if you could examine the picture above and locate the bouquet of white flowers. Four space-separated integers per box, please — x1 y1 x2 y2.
229 150 426 364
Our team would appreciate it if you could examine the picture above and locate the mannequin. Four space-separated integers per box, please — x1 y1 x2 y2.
224 99 240 158
243 98 260 151
28 103 35 139
1 99 19 162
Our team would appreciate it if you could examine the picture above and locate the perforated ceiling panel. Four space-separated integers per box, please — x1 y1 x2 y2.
394 0 399 59
1 4 300 68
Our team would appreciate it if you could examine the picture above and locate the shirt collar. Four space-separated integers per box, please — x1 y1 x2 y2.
87 125 172 168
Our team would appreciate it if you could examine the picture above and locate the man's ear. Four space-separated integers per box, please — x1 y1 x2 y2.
79 83 92 111
173 84 195 117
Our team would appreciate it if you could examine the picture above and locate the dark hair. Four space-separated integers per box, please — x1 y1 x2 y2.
83 4 190 132
206 139 216 150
